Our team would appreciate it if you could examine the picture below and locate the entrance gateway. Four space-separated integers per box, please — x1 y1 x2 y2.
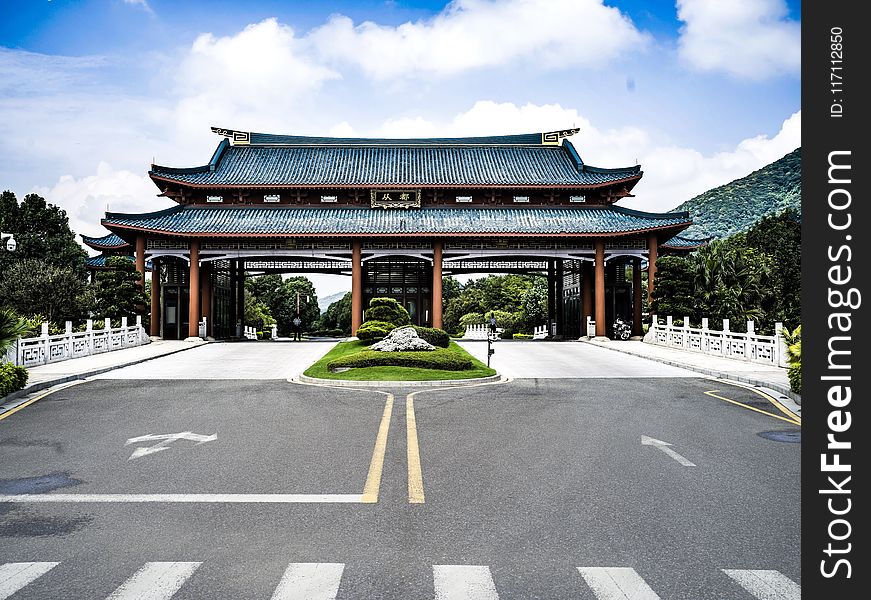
88 127 703 340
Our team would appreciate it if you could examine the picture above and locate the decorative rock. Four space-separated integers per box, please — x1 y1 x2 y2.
370 326 436 352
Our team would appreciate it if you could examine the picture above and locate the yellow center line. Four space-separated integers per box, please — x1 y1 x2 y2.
361 393 394 503
704 390 801 425
706 377 802 425
0 380 86 422
405 394 425 504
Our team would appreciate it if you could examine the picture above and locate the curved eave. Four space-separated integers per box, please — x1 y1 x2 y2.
101 205 691 240
80 233 131 251
148 172 643 191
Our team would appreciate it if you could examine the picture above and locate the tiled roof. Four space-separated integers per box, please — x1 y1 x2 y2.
661 234 710 249
103 206 690 237
81 233 130 250
247 132 547 146
149 139 640 188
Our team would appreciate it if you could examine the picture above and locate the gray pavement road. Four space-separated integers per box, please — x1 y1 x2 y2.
93 341 337 380
457 340 699 378
0 344 800 599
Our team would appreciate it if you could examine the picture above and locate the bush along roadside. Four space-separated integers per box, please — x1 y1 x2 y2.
0 362 28 398
783 324 801 395
356 320 395 342
411 326 450 348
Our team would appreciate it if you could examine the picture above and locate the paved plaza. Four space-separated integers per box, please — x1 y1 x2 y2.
0 341 800 598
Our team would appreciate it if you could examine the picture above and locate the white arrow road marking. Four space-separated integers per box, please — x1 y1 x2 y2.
0 562 59 600
125 432 217 460
106 562 201 600
271 563 345 600
577 567 662 600
433 565 499 600
722 569 800 600
641 436 696 467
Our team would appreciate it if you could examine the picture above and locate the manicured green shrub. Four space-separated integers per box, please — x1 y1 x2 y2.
412 326 450 348
305 329 345 337
327 348 473 371
459 312 485 328
364 298 411 327
0 363 29 398
513 333 532 340
356 320 394 341
788 363 801 395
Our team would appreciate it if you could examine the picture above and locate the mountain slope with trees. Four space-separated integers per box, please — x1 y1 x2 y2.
671 148 800 239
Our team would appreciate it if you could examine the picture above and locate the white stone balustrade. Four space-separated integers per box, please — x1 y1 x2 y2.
244 326 258 340
4 315 150 368
462 323 501 340
532 325 548 339
645 315 789 367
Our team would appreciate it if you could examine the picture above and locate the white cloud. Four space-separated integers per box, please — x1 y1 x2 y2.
352 101 800 212
170 18 340 149
676 0 800 79
123 0 154 15
32 163 172 247
308 0 649 79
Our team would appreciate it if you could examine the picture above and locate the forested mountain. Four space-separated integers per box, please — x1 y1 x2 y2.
671 148 800 239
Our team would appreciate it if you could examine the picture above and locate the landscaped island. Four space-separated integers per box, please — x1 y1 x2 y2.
303 298 496 382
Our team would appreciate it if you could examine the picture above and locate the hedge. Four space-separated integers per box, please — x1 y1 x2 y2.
412 326 450 348
356 320 394 341
305 329 345 337
513 333 532 339
328 348 473 371
788 363 801 395
364 298 411 327
0 363 28 398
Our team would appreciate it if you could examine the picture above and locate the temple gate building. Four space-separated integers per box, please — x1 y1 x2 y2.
97 127 701 340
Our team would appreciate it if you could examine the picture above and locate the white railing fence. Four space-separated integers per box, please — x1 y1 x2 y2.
532 325 548 339
462 323 501 340
645 315 789 367
244 326 258 340
4 316 150 368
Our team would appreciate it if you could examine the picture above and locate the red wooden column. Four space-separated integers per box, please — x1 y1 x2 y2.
188 240 201 339
201 262 212 337
351 240 363 334
432 241 443 329
582 260 593 334
632 257 643 337
594 240 606 338
150 258 160 337
647 234 659 306
135 236 146 288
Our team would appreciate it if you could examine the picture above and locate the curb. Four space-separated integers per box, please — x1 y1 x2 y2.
579 340 801 404
296 373 503 388
0 342 209 410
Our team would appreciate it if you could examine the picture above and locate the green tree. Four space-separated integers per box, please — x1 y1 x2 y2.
0 191 87 277
651 256 698 321
1 308 33 355
244 289 276 331
247 275 319 335
0 258 93 323
321 292 352 333
93 256 149 320
745 208 801 330
517 276 548 331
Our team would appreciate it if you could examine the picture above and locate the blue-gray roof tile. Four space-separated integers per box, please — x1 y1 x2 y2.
150 140 640 188
81 233 129 249
103 206 689 237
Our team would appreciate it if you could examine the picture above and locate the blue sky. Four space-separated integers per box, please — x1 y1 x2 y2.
0 0 801 297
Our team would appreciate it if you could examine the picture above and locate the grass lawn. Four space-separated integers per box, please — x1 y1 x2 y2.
303 340 497 381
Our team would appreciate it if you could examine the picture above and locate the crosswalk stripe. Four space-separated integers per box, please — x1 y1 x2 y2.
270 563 345 600
722 569 800 600
0 562 59 599
105 561 201 600
433 565 499 599
577 567 662 600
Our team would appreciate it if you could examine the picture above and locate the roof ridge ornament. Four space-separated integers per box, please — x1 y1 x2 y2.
541 128 580 145
211 126 250 145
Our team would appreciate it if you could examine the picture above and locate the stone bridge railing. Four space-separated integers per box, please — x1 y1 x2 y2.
3 316 150 368
645 315 789 368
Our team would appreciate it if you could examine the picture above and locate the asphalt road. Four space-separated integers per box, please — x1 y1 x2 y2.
0 346 800 599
